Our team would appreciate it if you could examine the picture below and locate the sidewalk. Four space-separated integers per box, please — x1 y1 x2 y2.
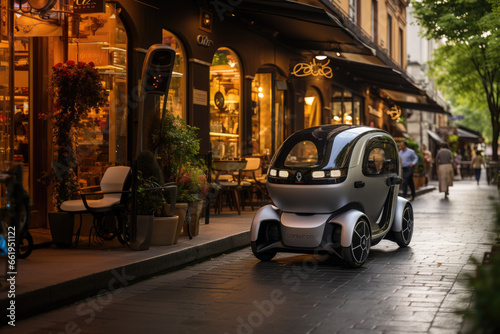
1 184 436 324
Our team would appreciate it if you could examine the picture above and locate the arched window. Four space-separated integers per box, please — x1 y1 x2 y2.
210 47 241 159
68 3 128 184
162 30 186 119
304 87 322 128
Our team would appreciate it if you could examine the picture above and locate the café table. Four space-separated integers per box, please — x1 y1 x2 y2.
212 159 247 214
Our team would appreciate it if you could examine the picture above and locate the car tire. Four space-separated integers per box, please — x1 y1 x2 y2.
394 203 413 247
342 217 371 268
251 241 277 261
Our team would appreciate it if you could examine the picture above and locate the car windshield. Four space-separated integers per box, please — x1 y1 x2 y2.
272 125 367 170
284 141 318 168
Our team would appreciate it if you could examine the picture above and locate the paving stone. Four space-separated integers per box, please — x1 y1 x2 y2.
2 180 497 333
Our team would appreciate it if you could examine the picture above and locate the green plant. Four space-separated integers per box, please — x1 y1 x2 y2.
405 139 425 175
40 60 107 208
157 110 200 183
136 171 166 216
136 150 164 184
459 199 500 333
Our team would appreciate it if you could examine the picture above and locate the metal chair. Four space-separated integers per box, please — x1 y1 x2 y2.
60 166 132 246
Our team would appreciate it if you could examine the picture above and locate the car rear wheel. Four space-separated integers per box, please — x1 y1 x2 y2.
394 204 413 247
251 241 277 261
342 218 370 268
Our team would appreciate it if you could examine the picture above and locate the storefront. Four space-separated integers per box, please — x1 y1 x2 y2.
0 0 444 228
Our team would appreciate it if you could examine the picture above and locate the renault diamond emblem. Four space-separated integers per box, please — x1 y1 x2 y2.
295 171 303 182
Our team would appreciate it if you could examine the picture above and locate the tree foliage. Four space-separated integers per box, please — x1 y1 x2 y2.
412 0 500 160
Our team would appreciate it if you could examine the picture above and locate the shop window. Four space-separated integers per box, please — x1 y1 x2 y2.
304 87 322 128
251 68 287 159
210 47 241 159
331 87 362 125
0 38 10 168
68 3 127 186
162 30 186 119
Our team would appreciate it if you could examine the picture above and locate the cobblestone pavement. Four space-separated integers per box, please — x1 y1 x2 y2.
5 179 498 334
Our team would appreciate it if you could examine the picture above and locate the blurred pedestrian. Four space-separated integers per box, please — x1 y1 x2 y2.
435 142 454 199
399 141 418 200
422 144 432 186
454 149 462 179
471 150 486 185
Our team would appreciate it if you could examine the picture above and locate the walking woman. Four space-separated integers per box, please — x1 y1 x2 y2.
435 142 454 199
471 150 486 185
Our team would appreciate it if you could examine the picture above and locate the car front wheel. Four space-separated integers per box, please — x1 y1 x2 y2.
342 217 371 268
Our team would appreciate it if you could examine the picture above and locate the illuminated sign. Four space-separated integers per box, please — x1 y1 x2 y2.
73 0 105 14
291 59 333 79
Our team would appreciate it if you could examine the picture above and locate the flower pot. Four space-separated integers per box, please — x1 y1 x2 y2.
129 215 153 251
48 212 75 248
183 201 203 237
166 202 188 244
150 216 179 246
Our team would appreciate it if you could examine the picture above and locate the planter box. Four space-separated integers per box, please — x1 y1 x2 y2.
130 215 153 251
166 203 188 244
183 201 203 237
48 212 75 248
150 216 179 246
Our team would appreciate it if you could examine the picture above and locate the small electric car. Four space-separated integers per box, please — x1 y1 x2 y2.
251 125 414 267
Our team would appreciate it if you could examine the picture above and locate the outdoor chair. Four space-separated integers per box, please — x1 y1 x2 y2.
60 166 132 246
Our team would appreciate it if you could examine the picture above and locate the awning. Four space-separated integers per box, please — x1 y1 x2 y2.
329 58 449 114
458 128 482 143
229 0 378 58
427 130 444 143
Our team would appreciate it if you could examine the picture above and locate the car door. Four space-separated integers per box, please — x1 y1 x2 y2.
356 136 397 228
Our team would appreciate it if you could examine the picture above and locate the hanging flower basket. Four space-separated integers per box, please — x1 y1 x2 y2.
40 60 107 208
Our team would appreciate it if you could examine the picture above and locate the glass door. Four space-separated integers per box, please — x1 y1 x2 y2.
252 69 287 159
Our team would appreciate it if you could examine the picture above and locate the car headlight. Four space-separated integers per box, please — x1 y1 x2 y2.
278 170 289 178
312 171 325 178
311 170 342 178
329 170 342 178
269 169 277 177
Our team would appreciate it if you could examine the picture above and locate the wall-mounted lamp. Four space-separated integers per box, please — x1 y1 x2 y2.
335 52 341 57
304 97 315 105
258 87 264 98
199 9 212 33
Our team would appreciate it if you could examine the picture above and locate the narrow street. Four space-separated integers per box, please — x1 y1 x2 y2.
6 177 498 334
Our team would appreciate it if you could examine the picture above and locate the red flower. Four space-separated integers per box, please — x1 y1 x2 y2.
89 62 95 67
78 61 86 68
66 60 76 66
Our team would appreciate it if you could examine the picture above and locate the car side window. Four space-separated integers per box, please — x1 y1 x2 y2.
363 137 398 176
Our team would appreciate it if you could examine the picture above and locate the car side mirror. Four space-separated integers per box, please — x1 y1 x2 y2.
386 175 403 186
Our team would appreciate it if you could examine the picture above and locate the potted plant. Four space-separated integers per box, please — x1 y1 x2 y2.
40 60 107 246
152 109 207 239
405 139 426 189
135 150 179 247
176 164 216 237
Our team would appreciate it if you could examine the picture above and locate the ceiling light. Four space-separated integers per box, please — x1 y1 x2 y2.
315 52 327 60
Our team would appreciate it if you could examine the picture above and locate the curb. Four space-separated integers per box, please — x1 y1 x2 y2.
1 230 251 325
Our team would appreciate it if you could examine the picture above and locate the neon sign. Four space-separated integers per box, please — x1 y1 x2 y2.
291 59 333 79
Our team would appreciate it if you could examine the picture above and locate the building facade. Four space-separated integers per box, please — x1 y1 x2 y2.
0 0 444 227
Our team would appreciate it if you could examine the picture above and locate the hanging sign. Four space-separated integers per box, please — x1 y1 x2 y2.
291 59 333 79
73 0 106 14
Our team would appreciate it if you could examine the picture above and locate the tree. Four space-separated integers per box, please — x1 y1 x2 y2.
413 0 500 160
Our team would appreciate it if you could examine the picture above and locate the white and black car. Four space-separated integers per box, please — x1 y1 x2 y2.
251 125 414 267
